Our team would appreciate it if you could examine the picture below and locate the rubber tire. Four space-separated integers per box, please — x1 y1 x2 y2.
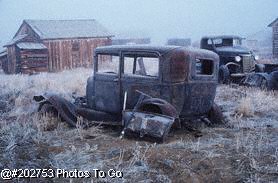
218 65 230 84
269 71 278 90
208 103 225 124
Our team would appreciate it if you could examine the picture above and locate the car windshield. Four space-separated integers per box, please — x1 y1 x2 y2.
213 38 242 47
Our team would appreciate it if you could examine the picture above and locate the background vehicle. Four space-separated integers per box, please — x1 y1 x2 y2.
200 35 261 83
200 35 278 89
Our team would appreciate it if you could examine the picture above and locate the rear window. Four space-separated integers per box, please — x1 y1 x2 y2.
123 54 159 77
195 58 214 75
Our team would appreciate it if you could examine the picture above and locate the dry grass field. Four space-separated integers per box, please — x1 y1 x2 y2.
0 68 277 182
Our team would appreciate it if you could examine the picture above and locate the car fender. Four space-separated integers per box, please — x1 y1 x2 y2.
225 62 241 70
33 93 121 127
34 94 78 127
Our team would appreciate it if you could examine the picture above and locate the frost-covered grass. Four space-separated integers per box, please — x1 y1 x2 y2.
0 68 91 117
0 69 278 182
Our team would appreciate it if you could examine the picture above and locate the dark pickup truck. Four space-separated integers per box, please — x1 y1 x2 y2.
201 35 278 89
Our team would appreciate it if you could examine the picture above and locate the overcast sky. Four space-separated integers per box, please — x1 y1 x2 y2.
0 0 277 46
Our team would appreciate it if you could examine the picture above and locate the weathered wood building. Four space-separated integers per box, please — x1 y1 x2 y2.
166 38 191 47
268 18 278 58
0 49 7 71
112 38 151 45
3 19 113 74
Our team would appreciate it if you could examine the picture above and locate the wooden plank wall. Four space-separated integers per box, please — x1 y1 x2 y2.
20 49 48 74
6 46 17 74
0 56 8 73
44 38 111 72
273 26 278 58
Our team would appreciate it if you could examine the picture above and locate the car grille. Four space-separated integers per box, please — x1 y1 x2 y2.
242 55 255 73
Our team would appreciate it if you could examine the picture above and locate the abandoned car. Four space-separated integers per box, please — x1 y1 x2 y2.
34 45 223 141
200 35 278 89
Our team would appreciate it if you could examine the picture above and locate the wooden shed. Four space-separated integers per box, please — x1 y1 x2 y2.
3 19 113 74
268 18 278 58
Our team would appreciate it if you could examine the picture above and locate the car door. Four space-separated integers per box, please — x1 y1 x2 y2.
121 51 161 109
93 53 122 113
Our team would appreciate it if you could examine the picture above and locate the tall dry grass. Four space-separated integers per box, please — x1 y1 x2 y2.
0 68 92 117
0 69 278 182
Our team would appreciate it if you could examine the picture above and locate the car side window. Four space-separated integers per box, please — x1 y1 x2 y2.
195 58 214 75
213 39 223 47
123 54 159 77
207 39 213 45
96 54 120 74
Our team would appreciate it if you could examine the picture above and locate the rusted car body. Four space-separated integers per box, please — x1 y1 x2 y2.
35 45 221 141
87 45 219 117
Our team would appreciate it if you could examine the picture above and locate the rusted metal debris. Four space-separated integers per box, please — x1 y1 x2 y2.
242 71 278 90
122 91 178 141
122 111 175 141
243 73 272 89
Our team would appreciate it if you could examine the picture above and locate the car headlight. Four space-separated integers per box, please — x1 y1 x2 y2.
254 55 259 61
235 56 241 62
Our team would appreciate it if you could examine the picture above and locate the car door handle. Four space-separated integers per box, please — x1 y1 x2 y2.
113 78 119 82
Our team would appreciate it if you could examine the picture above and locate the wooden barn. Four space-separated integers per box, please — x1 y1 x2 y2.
268 17 278 58
3 19 113 74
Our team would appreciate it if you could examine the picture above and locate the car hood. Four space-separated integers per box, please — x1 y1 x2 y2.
215 46 251 56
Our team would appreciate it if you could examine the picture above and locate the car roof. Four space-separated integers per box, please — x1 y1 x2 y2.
95 45 218 60
95 45 182 55
201 35 244 40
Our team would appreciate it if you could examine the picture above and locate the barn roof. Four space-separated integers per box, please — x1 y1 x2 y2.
16 42 47 50
24 19 113 40
5 34 28 46
0 49 7 57
268 17 278 27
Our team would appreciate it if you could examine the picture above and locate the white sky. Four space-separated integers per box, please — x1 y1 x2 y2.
0 0 277 46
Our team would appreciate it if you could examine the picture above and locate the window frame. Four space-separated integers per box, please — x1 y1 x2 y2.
192 57 215 80
72 41 80 52
122 51 160 79
95 53 121 75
